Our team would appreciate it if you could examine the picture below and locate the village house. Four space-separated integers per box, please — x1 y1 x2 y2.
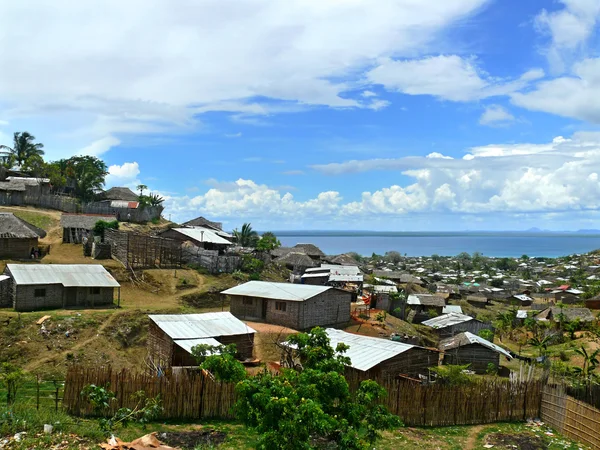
224 281 352 330
422 313 494 339
439 331 512 374
301 265 363 293
585 294 600 310
0 212 47 259
508 293 534 307
0 176 51 204
549 288 583 304
535 307 595 323
366 285 398 311
100 186 139 203
147 312 256 368
276 252 318 272
158 227 233 253
371 270 424 286
60 214 116 244
406 294 446 323
292 243 326 261
284 328 439 379
181 216 223 230
3 264 120 311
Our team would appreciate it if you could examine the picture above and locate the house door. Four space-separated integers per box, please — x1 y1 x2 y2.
261 299 268 319
65 288 77 307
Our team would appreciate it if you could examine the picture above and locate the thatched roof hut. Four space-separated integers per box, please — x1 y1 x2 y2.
271 246 294 258
0 212 46 239
328 253 360 266
293 243 325 258
535 307 595 323
60 214 116 244
101 187 138 202
275 251 318 269
182 216 223 231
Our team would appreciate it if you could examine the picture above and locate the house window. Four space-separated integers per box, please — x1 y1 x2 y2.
275 301 287 312
243 297 253 306
34 288 46 298
90 287 101 295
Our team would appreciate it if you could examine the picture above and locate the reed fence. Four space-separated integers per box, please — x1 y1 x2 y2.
64 366 543 427
541 384 600 450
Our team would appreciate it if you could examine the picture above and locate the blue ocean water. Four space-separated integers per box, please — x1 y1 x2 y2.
274 231 600 258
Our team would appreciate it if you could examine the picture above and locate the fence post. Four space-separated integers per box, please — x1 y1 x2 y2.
36 375 40 411
523 382 528 421
54 382 60 412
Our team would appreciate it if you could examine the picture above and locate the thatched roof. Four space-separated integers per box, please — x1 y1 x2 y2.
293 243 325 257
182 216 222 231
0 177 47 192
536 307 595 322
275 252 317 268
60 214 117 230
328 253 360 266
102 187 138 202
0 213 47 239
271 246 294 258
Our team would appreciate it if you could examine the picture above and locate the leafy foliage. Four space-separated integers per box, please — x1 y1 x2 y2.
235 328 401 450
429 364 473 386
478 329 495 342
0 363 25 405
64 155 108 201
93 219 119 240
256 231 281 251
233 223 259 247
241 254 265 276
0 131 44 167
191 343 247 383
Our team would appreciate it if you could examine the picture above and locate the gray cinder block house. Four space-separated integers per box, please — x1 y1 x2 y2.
3 264 120 311
223 281 352 330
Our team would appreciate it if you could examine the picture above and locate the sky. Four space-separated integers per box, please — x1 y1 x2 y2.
2 0 600 231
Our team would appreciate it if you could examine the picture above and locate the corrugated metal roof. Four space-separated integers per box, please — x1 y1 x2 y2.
301 273 330 279
173 227 232 245
328 274 363 282
174 337 222 354
110 200 139 209
442 305 463 314
286 328 420 371
407 294 445 307
222 281 331 302
7 264 120 288
371 285 398 293
149 312 256 339
422 313 474 329
0 275 10 283
440 332 512 359
513 294 533 302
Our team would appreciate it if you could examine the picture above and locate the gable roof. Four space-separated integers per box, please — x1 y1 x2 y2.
149 312 256 340
407 294 445 307
287 328 427 372
222 281 331 302
0 212 47 239
60 214 117 230
293 243 325 257
535 307 595 322
422 313 475 329
102 187 139 202
442 305 463 314
440 332 512 359
7 264 120 288
275 251 318 267
169 227 232 245
181 216 223 231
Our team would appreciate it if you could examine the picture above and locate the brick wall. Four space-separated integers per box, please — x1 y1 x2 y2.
15 284 64 311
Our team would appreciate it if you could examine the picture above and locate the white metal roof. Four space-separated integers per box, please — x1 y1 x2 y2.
422 313 474 329
329 274 363 282
7 264 120 288
442 305 463 314
441 332 512 359
301 272 330 279
371 285 398 293
149 312 256 340
173 227 232 245
314 328 419 371
174 337 222 354
516 310 528 319
512 294 533 302
222 281 331 302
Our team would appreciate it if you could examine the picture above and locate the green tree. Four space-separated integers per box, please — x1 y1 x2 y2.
191 343 247 383
93 220 119 240
235 327 401 449
528 334 554 357
64 155 108 201
233 223 259 247
0 131 45 167
0 362 24 405
429 364 473 386
256 231 281 251
573 346 600 383
385 251 402 264
137 184 148 197
478 329 494 342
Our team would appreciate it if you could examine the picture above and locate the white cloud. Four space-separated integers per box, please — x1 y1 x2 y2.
511 58 600 123
479 104 515 126
79 135 121 156
105 162 141 188
164 133 600 223
535 0 600 72
0 0 489 150
367 55 543 102
361 90 377 98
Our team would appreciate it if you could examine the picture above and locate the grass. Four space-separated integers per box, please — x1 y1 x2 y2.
1 207 59 232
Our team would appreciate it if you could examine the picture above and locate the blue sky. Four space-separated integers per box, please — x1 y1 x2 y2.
2 0 600 231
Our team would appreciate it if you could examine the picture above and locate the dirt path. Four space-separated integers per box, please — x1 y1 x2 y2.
464 424 486 450
25 311 121 371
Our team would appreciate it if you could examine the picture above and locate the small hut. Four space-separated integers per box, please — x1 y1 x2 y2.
101 187 139 202
440 331 512 374
275 251 318 272
585 294 600 310
292 243 325 261
327 253 361 266
406 294 446 323
0 212 47 259
422 313 493 339
182 216 223 231
60 214 116 244
147 312 256 368
535 307 595 323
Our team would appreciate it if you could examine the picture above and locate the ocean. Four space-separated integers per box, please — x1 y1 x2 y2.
274 231 600 258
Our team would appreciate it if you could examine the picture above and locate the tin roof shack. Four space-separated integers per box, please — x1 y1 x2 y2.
158 227 233 253
585 295 600 310
372 271 424 286
0 212 47 259
406 294 446 323
368 285 398 312
284 328 439 379
549 289 583 304
508 294 534 307
535 307 595 323
440 331 512 374
301 265 363 292
422 313 494 339
60 214 116 244
4 264 120 311
224 281 352 330
147 312 256 367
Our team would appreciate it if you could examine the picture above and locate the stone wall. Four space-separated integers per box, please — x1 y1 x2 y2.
299 289 352 330
14 284 64 311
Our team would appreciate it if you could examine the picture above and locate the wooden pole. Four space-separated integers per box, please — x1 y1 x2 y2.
36 375 40 410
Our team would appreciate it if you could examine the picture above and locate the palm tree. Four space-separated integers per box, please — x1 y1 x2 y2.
148 193 164 206
137 184 148 197
573 346 599 380
0 132 44 167
528 334 554 357
233 223 259 247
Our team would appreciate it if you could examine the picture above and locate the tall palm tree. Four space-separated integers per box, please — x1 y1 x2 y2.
233 223 259 247
0 132 45 167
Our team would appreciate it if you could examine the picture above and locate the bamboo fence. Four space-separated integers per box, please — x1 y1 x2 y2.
541 384 600 450
64 366 543 427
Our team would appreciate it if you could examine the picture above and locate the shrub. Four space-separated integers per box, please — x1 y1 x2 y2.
430 364 473 386
478 329 494 342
